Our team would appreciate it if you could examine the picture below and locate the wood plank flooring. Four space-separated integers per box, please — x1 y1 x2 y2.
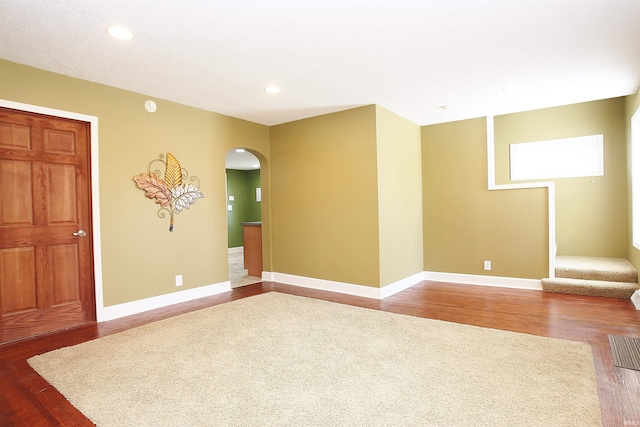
1 280 639 426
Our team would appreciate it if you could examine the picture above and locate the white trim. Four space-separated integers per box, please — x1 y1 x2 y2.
424 271 542 290
228 246 243 254
265 270 542 296
99 281 232 322
631 106 640 250
380 272 425 298
486 115 497 189
264 271 425 300
486 116 556 278
268 272 382 299
0 99 106 319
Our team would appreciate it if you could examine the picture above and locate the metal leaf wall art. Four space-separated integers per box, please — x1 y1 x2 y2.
133 153 204 231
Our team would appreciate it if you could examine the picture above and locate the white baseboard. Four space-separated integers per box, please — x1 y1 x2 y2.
266 272 382 299
380 272 426 298
96 271 542 323
262 271 425 300
97 281 232 322
228 246 243 254
263 270 541 299
423 271 542 290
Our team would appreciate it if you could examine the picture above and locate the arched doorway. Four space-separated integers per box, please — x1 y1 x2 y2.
225 148 263 287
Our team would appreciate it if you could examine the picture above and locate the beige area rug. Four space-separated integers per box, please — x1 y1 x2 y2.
28 293 602 426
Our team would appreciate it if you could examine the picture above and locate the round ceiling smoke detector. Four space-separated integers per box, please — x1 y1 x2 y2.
144 100 157 113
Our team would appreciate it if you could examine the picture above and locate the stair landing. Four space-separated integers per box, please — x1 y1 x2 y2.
542 256 639 299
555 256 637 283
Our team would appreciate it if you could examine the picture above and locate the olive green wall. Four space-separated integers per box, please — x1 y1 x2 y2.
0 60 270 306
247 169 262 220
422 118 548 279
226 168 261 248
270 106 381 287
626 87 640 273
375 106 423 286
494 98 627 258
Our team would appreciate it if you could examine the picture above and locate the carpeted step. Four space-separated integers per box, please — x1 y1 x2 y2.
541 277 639 299
555 256 637 283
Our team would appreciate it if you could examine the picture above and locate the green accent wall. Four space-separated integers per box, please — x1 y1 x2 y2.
226 169 261 248
247 169 262 220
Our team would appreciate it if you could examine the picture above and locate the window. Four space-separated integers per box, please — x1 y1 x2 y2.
510 134 604 181
632 107 640 249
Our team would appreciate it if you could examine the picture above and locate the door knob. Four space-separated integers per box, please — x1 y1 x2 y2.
73 229 87 237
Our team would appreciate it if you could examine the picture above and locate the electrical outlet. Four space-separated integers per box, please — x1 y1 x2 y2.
483 261 491 271
175 274 183 286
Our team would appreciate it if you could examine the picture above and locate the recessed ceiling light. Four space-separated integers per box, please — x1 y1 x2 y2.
265 85 280 94
107 26 133 41
144 100 157 113
235 148 246 153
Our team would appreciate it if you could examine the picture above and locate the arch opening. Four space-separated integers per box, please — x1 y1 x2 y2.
225 148 264 287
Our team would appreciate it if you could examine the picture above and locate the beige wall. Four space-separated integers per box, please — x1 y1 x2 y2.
422 118 548 279
269 106 381 287
2 59 635 303
494 98 627 257
375 106 423 286
626 87 640 273
0 60 270 306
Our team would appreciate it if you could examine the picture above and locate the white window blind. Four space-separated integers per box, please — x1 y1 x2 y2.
510 134 604 181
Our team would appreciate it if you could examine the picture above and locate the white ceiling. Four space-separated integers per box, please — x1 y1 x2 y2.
1 0 639 128
225 150 260 171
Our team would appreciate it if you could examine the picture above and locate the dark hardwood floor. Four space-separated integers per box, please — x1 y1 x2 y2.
2 281 639 426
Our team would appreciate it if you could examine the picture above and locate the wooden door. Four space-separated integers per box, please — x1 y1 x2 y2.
0 107 95 343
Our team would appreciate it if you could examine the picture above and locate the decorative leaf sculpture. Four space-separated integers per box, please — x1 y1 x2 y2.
164 152 183 189
133 153 204 231
171 184 204 211
133 173 172 207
